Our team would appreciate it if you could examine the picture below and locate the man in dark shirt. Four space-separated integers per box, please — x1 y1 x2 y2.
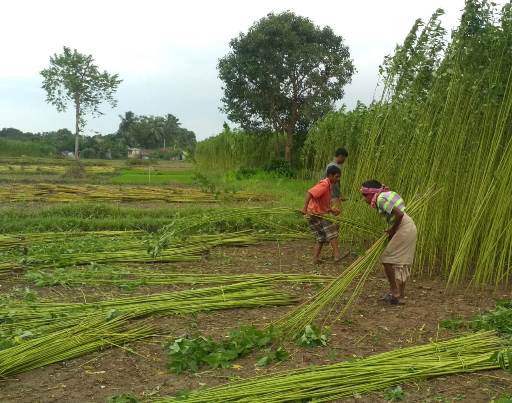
325 148 348 207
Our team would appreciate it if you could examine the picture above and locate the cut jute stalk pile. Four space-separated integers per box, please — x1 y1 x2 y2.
0 314 154 377
25 266 334 287
154 331 509 403
9 231 307 271
0 183 263 203
0 280 296 337
0 280 296 376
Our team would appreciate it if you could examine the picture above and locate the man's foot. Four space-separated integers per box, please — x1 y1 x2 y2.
333 251 351 262
314 258 324 265
382 293 401 305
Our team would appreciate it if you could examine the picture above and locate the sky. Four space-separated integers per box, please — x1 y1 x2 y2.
0 0 501 140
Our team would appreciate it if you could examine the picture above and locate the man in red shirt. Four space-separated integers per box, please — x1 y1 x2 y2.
302 165 342 264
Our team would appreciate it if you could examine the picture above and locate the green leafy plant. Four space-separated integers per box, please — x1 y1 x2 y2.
384 385 405 401
296 325 329 347
256 347 289 367
107 393 139 403
492 395 512 403
167 326 278 374
441 300 512 336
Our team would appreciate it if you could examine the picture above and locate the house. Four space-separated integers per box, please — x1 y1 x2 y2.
127 147 143 159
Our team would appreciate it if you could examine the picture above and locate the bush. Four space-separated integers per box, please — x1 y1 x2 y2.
235 167 257 180
265 159 295 178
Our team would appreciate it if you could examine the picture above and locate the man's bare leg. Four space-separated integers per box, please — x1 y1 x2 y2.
383 263 400 299
397 279 406 298
329 239 341 261
313 242 323 264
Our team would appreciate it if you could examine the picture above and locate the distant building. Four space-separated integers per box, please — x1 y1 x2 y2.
127 147 143 159
61 151 74 158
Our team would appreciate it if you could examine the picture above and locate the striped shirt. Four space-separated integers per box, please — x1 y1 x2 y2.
376 191 405 222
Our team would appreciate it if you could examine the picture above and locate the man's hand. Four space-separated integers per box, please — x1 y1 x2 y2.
330 207 341 216
301 208 309 216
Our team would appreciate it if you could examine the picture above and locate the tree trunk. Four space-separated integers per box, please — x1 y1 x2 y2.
284 128 293 162
74 97 80 160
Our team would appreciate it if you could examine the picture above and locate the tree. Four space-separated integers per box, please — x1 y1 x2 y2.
41 46 122 159
116 112 196 152
218 11 355 161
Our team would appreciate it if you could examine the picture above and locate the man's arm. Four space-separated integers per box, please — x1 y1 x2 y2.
302 192 312 214
387 208 404 239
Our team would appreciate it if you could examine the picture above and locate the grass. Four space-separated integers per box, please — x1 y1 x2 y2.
0 203 200 233
110 169 195 185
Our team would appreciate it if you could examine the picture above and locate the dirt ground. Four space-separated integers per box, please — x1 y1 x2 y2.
1 240 511 403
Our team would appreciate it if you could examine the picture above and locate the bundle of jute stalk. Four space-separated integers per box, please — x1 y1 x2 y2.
0 280 296 337
0 230 141 251
0 313 154 377
270 189 436 339
0 183 263 203
154 331 509 403
12 231 308 271
25 266 334 287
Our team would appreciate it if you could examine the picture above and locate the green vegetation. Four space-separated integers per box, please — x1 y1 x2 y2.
0 138 56 157
440 300 512 336
167 326 280 373
110 169 195 185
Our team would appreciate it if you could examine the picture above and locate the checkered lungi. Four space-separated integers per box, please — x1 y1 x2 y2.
308 215 338 244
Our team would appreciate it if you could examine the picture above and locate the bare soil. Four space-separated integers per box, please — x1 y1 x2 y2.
1 240 511 403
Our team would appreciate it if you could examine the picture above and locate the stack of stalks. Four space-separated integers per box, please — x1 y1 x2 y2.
0 183 263 203
0 280 295 376
25 266 333 287
0 280 295 336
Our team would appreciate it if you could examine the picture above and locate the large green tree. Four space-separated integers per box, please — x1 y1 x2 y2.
41 46 122 159
218 11 355 161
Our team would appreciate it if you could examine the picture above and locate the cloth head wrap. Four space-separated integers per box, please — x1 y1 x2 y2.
359 185 390 208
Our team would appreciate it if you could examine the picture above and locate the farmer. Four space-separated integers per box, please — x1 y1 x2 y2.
360 180 417 305
325 148 348 208
302 165 342 264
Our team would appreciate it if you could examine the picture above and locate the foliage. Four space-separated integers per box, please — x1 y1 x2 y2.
265 159 295 178
384 386 406 401
116 112 196 153
40 46 121 158
256 347 289 366
295 325 329 347
167 326 279 374
441 300 512 336
107 394 139 403
0 138 56 157
218 11 354 161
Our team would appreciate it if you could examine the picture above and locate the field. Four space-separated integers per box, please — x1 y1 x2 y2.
0 158 511 403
